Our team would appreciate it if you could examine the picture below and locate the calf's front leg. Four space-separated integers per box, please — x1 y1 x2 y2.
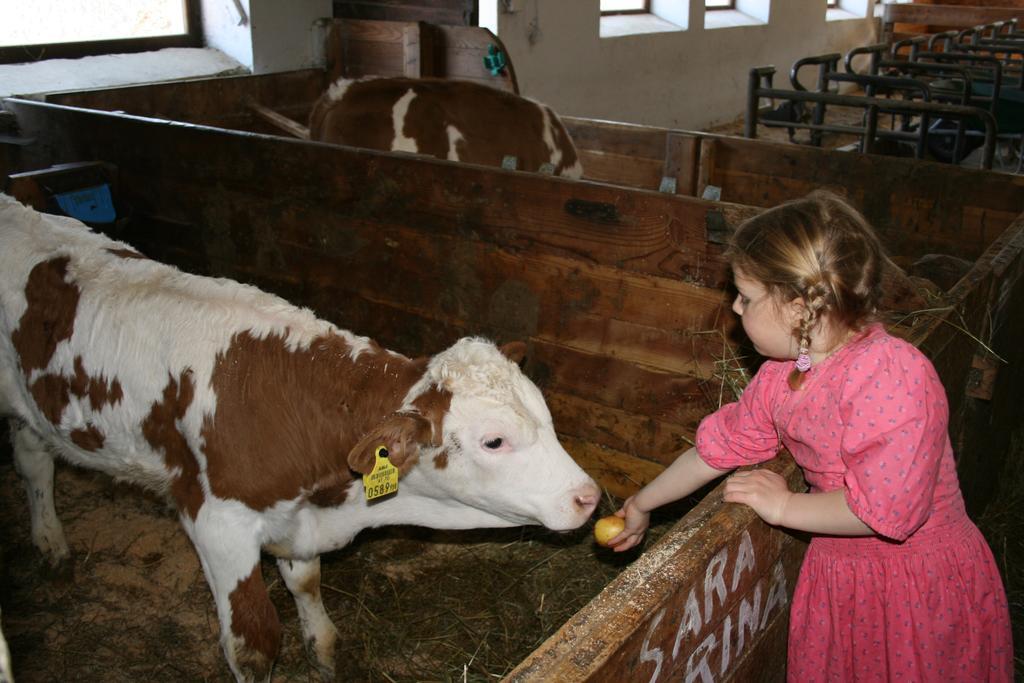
277 556 339 680
185 511 282 683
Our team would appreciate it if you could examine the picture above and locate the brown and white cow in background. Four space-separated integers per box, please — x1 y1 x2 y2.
308 76 584 178
0 194 599 682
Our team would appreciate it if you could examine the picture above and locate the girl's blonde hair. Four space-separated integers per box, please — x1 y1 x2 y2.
725 191 885 388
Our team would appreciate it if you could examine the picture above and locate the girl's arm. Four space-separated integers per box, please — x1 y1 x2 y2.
608 447 730 552
634 447 729 511
724 469 873 536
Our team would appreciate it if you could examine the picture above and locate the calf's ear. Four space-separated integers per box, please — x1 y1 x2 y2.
347 413 435 476
499 341 527 364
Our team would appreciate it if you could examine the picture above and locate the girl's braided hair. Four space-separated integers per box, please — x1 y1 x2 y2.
725 191 885 389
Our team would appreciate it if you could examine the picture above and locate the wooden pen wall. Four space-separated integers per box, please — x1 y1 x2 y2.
8 99 758 499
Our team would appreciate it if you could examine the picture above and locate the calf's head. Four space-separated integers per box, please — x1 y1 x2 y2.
348 338 599 531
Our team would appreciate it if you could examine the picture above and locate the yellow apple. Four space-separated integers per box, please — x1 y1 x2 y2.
593 515 626 547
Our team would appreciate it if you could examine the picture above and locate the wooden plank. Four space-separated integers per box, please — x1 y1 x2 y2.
42 70 327 131
328 20 409 79
662 133 700 196
205 225 732 376
527 338 724 430
402 22 422 77
563 436 667 500
548 391 695 465
698 136 1024 261
341 39 406 77
325 16 348 82
8 102 737 285
564 119 702 194
564 116 673 160
506 454 806 682
402 21 438 78
697 136 717 200
725 603 790 682
578 150 663 190
97 159 735 352
245 98 310 139
100 189 733 392
596 534 805 683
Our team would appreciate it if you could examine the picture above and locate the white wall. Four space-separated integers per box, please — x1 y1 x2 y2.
492 0 878 130
200 0 254 69
201 0 332 74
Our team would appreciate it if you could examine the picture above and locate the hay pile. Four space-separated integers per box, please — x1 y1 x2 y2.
308 496 695 681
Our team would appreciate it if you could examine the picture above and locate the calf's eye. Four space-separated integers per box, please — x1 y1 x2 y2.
483 437 504 450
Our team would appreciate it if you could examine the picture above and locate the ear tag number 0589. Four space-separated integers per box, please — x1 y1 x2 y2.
363 445 399 501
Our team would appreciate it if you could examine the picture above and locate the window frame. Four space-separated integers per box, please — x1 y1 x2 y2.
600 0 651 16
0 0 201 65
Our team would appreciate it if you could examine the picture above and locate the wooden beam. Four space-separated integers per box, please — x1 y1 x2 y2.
245 98 310 139
660 132 699 196
401 21 436 78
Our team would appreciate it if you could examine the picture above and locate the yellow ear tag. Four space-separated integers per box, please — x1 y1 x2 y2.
362 445 399 501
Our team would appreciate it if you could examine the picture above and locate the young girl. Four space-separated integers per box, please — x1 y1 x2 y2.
609 191 1013 681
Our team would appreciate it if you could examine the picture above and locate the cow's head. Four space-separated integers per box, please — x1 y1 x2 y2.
350 338 599 531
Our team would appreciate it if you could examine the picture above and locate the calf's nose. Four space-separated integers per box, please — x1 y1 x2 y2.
572 483 600 515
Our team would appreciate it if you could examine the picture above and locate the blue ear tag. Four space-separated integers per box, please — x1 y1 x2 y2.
54 184 116 224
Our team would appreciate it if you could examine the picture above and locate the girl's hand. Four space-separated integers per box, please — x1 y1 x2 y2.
607 495 650 552
723 469 792 526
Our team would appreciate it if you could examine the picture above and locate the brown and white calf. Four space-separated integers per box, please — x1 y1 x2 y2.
308 76 584 178
0 194 599 681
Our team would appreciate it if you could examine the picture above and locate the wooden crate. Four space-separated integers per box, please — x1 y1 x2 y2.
324 18 519 94
4 71 1023 680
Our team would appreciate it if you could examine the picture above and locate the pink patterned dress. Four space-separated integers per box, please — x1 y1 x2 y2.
696 323 1012 682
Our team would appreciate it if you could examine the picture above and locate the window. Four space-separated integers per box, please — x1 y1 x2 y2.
0 0 200 64
826 0 839 6
601 0 650 14
704 0 770 28
600 0 690 37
